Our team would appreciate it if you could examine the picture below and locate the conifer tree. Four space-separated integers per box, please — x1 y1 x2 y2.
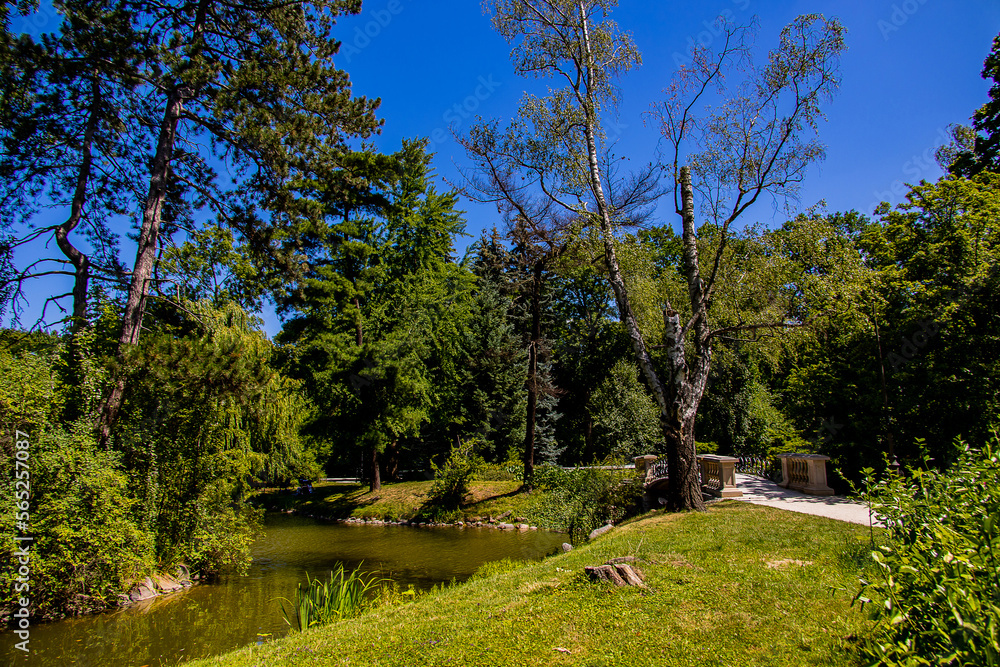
277 141 471 491
96 0 382 444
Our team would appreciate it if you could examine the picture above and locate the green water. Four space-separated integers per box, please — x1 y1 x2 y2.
4 513 567 666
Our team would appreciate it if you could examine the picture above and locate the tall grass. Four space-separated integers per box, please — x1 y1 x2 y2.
277 564 383 632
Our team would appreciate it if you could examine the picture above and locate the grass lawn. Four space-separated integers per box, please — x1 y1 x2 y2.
190 501 874 666
254 480 542 523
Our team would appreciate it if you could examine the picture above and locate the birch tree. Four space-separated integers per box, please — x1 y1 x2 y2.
480 1 845 510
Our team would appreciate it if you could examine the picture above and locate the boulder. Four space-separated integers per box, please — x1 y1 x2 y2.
588 523 614 541
153 575 183 593
129 581 158 602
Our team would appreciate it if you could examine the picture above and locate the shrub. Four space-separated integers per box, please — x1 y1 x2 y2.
529 464 643 542
854 432 1000 665
427 440 484 510
0 425 154 619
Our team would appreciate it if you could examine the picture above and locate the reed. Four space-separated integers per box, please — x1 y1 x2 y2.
277 564 382 632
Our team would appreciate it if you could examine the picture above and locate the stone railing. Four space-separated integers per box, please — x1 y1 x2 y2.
697 455 743 498
776 453 834 496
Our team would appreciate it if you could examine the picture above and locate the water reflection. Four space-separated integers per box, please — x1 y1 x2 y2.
3 514 566 666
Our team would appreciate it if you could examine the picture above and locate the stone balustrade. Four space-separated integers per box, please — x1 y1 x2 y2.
776 453 834 496
636 454 743 499
696 454 743 498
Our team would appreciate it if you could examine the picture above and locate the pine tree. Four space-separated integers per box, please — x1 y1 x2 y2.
96 0 382 444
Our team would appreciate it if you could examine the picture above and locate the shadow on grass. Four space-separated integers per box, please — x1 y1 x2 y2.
254 483 372 514
462 485 528 511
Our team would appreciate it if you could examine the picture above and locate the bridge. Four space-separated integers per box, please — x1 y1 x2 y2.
636 452 836 504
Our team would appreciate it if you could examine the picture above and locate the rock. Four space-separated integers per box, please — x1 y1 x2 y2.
153 575 183 593
518 523 529 531
129 582 158 602
588 523 614 541
561 543 573 552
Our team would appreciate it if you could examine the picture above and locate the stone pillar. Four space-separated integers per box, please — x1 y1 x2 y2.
717 456 742 498
695 454 743 498
777 454 792 488
801 455 834 496
634 455 658 475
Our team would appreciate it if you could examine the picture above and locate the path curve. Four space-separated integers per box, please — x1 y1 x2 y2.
728 473 880 526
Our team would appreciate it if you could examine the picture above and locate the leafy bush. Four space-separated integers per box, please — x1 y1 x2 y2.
588 360 661 459
427 440 484 510
179 479 263 577
529 464 643 542
0 425 154 619
854 433 1000 665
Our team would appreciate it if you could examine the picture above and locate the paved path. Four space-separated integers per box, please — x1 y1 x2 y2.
727 474 880 526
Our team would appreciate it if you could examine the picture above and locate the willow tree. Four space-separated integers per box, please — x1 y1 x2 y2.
483 1 845 510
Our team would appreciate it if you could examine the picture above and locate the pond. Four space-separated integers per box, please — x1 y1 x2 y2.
3 513 567 666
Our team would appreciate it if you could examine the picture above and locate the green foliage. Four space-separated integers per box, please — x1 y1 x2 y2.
854 433 1000 665
427 440 484 510
450 278 526 461
698 343 803 458
0 339 62 436
588 359 661 459
0 424 153 618
277 141 474 481
182 479 263 577
948 32 1000 177
529 464 643 542
278 565 383 632
119 300 310 575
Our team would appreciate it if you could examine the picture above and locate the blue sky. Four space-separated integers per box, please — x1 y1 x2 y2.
336 0 999 232
5 1 1000 335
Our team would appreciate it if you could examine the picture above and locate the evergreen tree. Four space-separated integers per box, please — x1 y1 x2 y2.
277 141 472 491
1 0 141 326
96 0 383 445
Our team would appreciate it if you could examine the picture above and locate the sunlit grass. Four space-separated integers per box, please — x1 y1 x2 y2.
192 502 876 666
